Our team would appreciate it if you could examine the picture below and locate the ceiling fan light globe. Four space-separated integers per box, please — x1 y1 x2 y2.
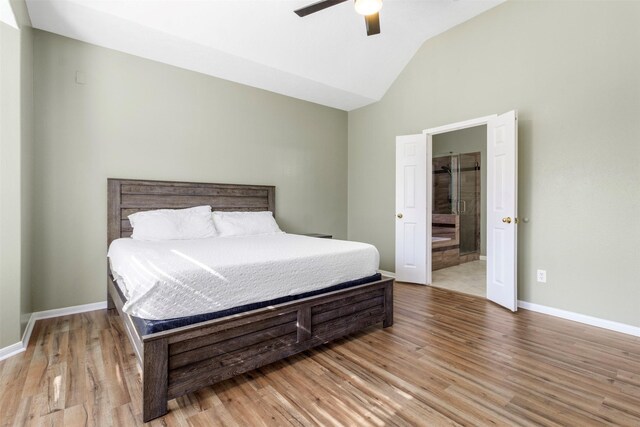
354 0 382 16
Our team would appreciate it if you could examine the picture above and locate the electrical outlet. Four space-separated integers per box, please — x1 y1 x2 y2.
536 269 547 283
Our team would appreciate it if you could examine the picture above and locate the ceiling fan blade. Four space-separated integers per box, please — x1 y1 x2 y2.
365 12 381 36
294 0 349 17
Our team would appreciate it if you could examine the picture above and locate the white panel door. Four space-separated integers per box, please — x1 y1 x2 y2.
487 111 518 311
395 134 428 284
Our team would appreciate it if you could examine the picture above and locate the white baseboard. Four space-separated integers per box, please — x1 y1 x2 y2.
0 342 26 361
479 255 487 261
518 300 640 337
21 313 36 348
378 269 396 278
31 301 107 321
377 270 638 337
0 300 107 362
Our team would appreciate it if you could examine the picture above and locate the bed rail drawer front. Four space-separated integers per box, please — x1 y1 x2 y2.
167 332 298 398
164 281 392 400
311 289 385 336
168 312 298 369
311 288 383 318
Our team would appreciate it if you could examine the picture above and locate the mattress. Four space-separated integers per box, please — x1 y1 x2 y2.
114 273 382 335
107 233 380 321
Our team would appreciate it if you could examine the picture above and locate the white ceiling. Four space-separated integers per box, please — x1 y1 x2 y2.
26 0 504 110
1 0 19 29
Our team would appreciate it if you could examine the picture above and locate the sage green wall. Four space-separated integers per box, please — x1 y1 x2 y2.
432 125 486 255
348 1 640 326
0 6 33 348
0 21 23 348
16 0 34 338
32 30 348 312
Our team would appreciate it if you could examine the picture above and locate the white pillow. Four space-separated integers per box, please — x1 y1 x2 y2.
212 211 282 237
129 205 217 241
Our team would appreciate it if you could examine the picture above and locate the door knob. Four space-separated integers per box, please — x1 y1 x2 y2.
502 217 512 224
397 213 403 219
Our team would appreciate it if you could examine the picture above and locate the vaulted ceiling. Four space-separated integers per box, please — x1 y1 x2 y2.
26 0 504 110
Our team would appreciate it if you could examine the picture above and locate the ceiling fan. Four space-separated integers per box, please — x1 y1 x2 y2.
294 0 383 36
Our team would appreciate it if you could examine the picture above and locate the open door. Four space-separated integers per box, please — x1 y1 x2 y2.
395 134 429 284
486 111 518 311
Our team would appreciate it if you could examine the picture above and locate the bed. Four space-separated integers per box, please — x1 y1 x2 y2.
106 178 394 422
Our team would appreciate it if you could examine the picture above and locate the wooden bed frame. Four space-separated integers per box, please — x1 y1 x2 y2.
106 178 394 422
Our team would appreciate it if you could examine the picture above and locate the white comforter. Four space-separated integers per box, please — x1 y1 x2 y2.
107 233 379 320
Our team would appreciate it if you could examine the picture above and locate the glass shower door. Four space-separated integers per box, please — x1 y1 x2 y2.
432 155 457 214
458 153 480 254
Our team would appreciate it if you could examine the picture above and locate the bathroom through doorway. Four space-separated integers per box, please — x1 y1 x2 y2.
431 126 486 297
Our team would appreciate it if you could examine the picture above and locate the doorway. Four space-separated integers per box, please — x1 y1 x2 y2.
431 125 486 297
395 111 518 311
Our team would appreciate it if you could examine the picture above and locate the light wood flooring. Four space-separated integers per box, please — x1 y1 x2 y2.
1 283 639 426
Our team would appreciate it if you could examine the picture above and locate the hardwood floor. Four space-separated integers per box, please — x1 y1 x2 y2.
1 283 639 426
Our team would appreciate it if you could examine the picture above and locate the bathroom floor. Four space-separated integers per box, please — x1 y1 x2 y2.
431 260 486 298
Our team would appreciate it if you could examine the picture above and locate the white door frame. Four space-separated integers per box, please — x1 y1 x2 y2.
422 115 496 286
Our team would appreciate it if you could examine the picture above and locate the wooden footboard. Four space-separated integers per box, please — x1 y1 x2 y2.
108 275 394 422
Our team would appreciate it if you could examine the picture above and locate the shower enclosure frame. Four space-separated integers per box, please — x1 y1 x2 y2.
432 151 481 256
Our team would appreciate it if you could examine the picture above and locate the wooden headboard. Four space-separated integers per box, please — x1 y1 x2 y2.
107 178 275 246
